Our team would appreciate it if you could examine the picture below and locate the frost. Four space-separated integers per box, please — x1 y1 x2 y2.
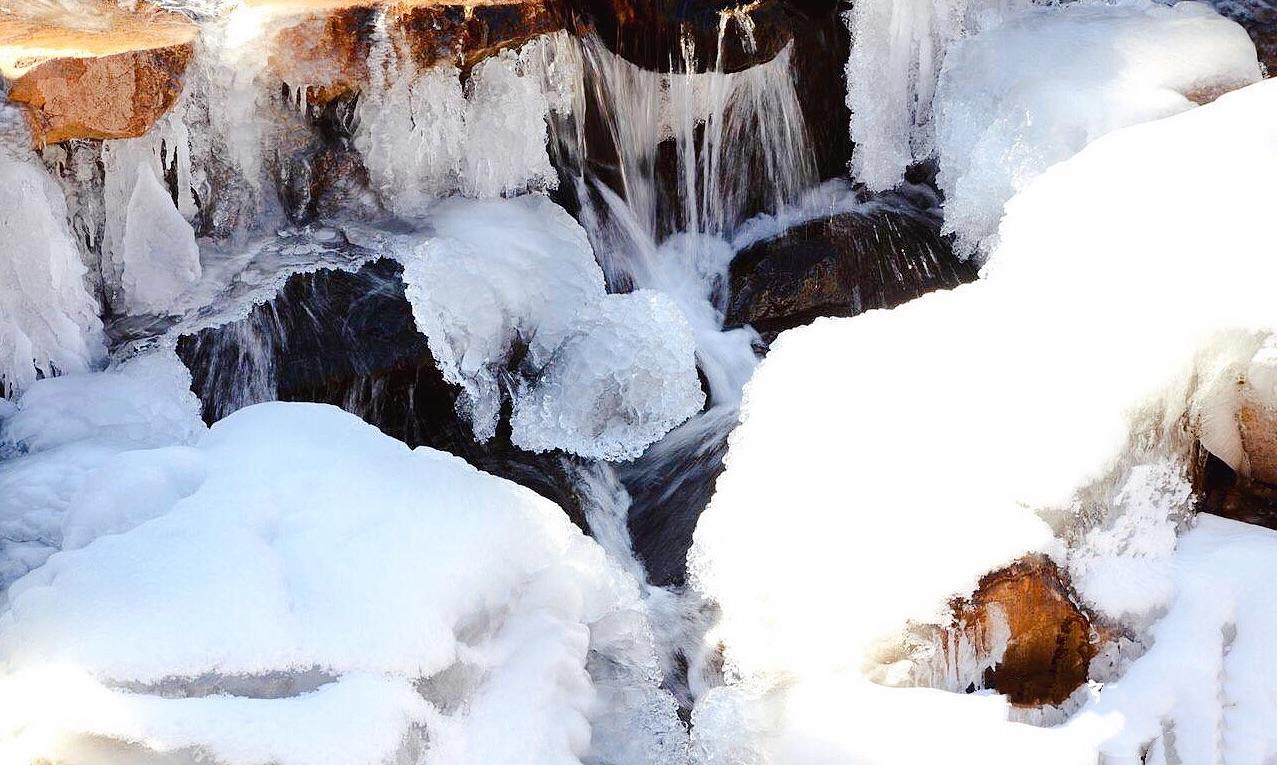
0 151 104 396
399 196 703 460
934 0 1260 257
0 401 684 765
689 79 1277 762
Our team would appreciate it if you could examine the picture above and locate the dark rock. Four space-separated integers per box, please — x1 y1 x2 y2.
568 0 792 73
727 208 978 340
1194 447 1277 530
175 258 588 530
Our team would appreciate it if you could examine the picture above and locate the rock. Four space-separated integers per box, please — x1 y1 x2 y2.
726 207 978 340
951 555 1099 707
1 2 196 145
175 258 589 530
1195 446 1277 530
261 0 565 106
567 0 792 73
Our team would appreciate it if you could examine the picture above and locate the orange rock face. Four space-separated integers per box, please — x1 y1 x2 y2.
265 0 564 106
1 0 196 145
950 555 1098 706
8 44 193 145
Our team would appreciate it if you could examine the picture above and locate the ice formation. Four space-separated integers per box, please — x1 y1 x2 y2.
0 150 104 396
689 78 1277 762
0 400 685 765
355 32 569 216
399 195 703 460
934 0 1261 257
101 136 202 314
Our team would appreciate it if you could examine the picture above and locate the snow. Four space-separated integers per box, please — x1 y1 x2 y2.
688 78 1277 763
0 400 684 765
934 0 1261 257
0 150 104 396
0 352 205 590
399 195 703 460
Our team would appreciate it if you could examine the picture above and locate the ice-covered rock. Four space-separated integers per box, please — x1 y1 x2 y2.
0 401 685 765
400 195 703 461
934 0 1261 257
688 78 1277 763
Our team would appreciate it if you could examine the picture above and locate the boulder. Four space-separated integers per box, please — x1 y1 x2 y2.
1 2 196 145
175 258 589 530
727 207 978 340
950 555 1099 706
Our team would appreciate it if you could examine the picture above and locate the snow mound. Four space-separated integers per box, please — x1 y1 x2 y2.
0 352 205 591
0 151 104 396
689 78 1277 763
0 401 683 765
401 196 703 460
935 0 1260 258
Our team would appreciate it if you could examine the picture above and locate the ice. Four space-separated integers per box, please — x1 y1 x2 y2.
0 401 685 764
843 0 1023 192
511 290 703 461
0 150 104 396
688 79 1277 762
399 195 703 460
934 0 1260 257
355 31 566 216
102 137 202 314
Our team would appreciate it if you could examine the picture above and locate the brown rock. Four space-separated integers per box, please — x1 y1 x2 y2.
8 44 193 145
1 1 196 145
268 8 377 106
950 556 1098 707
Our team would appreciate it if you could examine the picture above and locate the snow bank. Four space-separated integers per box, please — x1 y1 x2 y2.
689 78 1277 763
0 401 684 765
935 0 1260 257
0 151 104 395
0 352 205 590
400 195 703 460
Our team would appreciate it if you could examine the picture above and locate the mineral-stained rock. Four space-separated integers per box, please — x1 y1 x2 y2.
175 258 589 530
727 207 978 340
1 0 196 146
951 555 1099 707
8 44 193 145
261 0 565 106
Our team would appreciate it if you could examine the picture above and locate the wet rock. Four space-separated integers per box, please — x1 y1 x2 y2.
175 258 588 530
951 555 1099 707
567 0 791 73
268 7 377 106
726 208 978 340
